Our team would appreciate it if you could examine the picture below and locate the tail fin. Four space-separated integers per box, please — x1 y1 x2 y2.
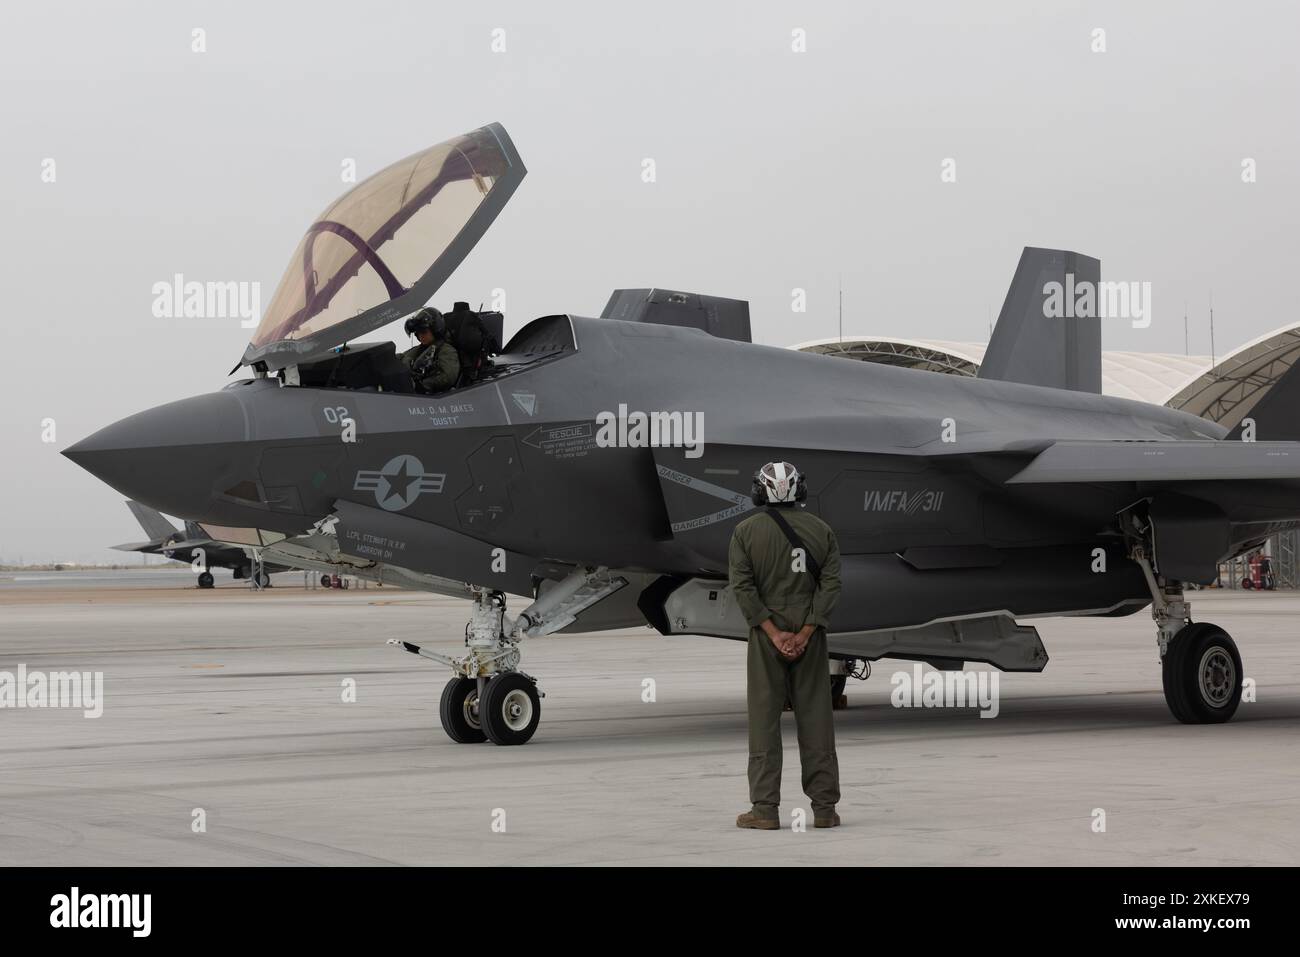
978 247 1102 393
125 500 180 543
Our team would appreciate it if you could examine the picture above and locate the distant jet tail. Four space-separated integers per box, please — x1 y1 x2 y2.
977 247 1102 394
125 500 180 543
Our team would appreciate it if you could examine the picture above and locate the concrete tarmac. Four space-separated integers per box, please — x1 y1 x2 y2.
2 582 1299 866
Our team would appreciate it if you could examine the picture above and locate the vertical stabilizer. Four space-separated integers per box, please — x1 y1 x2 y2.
125 500 180 543
977 247 1102 393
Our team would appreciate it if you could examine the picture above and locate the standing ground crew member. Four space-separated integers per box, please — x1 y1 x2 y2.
729 460 843 830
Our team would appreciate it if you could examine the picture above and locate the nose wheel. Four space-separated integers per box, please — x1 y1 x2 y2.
437 674 541 745
439 677 487 743
480 673 541 745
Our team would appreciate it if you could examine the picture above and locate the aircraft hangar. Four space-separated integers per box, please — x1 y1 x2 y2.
795 324 1300 586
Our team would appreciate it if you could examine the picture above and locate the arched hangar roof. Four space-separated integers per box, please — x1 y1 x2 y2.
1163 324 1300 430
793 336 1215 408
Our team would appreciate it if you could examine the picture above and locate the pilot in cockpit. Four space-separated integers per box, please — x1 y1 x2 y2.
401 308 462 394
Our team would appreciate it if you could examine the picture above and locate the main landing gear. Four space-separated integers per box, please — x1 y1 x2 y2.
1130 542 1243 724
247 552 271 590
389 567 626 745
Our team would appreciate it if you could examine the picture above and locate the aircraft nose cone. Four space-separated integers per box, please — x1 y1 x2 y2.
64 392 250 519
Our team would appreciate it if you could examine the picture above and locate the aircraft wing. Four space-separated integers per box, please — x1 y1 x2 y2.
1007 440 1300 483
111 540 158 552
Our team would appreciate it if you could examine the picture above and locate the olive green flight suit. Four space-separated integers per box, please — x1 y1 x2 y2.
402 340 461 394
728 506 843 818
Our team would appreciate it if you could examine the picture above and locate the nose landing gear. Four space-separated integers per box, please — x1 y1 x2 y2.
389 567 626 745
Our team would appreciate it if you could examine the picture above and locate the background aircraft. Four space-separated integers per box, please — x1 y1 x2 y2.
67 123 1300 744
112 500 284 588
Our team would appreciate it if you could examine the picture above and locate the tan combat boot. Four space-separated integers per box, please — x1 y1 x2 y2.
736 810 780 830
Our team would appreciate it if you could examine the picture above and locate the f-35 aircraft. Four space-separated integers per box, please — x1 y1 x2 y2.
66 122 1299 744
112 500 285 588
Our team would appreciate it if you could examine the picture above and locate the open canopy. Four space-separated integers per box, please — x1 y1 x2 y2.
241 122 525 371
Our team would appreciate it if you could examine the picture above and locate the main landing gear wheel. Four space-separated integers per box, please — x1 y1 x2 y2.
1162 622 1243 724
197 571 215 589
254 568 271 588
439 677 487 744
481 673 541 746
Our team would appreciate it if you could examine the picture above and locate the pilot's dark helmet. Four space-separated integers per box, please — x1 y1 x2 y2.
751 461 807 506
404 307 446 338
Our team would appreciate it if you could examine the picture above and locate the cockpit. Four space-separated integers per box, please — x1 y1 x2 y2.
285 313 577 394
238 122 541 384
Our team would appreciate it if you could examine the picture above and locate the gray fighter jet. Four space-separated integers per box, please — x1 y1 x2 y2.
112 501 285 587
66 123 1300 744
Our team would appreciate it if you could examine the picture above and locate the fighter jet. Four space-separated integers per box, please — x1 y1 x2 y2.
112 501 285 588
65 122 1300 745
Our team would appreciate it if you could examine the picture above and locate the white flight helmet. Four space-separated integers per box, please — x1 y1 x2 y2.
751 461 807 505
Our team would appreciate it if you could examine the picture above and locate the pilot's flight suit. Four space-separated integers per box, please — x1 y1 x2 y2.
402 340 461 394
728 506 843 820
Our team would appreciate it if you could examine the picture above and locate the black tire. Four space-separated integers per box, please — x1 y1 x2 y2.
320 574 332 588
830 674 847 699
439 677 487 744
481 673 541 745
254 569 271 588
197 571 215 589
1162 622 1243 724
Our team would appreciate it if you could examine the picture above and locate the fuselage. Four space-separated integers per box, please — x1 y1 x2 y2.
67 314 1257 632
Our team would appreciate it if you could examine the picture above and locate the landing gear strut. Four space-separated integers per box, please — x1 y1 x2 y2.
1130 540 1243 723
389 567 626 745
248 551 271 590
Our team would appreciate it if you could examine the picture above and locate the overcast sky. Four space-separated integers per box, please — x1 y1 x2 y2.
2 0 1297 562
